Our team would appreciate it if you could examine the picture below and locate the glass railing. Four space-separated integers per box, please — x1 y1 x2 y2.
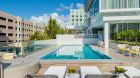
74 34 98 38
0 41 50 59
24 41 48 55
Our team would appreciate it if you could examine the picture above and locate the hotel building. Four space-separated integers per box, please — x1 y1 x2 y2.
84 0 140 48
70 9 86 30
0 11 43 43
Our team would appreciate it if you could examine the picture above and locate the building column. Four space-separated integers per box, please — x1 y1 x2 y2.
104 22 109 49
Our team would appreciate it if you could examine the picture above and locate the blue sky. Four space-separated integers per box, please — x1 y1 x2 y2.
0 0 84 19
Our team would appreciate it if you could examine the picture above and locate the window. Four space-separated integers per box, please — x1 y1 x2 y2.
0 17 6 21
8 33 13 36
101 0 107 9
122 23 127 31
76 19 78 21
15 27 17 30
15 21 17 24
0 33 6 36
118 23 123 32
72 19 74 21
9 40 13 42
128 23 139 30
101 0 140 10
8 26 13 30
8 19 13 23
72 15 74 17
0 25 6 29
19 22 21 25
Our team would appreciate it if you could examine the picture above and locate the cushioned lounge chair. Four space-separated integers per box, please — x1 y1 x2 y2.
44 66 67 78
80 66 102 78
85 74 117 78
25 74 58 78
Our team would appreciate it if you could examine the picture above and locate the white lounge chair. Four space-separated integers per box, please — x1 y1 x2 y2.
25 74 58 78
85 74 117 78
117 66 140 78
44 66 67 78
80 66 102 78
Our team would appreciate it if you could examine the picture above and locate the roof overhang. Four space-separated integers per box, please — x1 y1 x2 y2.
100 8 140 13
103 16 140 23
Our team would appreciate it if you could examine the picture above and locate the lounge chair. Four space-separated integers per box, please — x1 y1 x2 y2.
118 44 128 53
85 74 117 78
131 46 140 56
25 74 58 78
116 66 140 78
80 66 102 78
44 66 67 78
97 41 104 47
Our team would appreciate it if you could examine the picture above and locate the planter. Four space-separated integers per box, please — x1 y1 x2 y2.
67 73 76 78
118 73 124 78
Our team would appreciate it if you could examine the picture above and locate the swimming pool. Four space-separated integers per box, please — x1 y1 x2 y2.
41 45 111 60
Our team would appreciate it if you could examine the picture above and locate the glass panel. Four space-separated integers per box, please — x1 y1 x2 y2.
122 0 127 8
110 24 117 39
128 23 139 30
101 0 140 10
122 23 127 31
118 23 123 32
101 0 107 9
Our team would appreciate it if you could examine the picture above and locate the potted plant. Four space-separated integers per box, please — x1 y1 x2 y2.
67 68 76 78
115 67 127 78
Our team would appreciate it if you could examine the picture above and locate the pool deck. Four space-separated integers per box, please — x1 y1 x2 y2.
2 45 140 76
2 45 140 67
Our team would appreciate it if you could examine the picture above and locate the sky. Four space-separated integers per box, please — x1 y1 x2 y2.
0 0 84 27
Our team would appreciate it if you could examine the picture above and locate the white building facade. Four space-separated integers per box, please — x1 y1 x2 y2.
70 9 86 30
84 0 140 48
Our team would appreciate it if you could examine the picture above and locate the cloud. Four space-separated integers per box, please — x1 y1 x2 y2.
56 3 74 11
56 3 84 11
30 13 71 28
76 3 84 9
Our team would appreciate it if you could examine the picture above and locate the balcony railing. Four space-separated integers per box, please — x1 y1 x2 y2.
75 34 98 38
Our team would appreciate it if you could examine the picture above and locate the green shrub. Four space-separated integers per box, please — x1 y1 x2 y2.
115 67 127 73
112 30 139 46
68 68 76 73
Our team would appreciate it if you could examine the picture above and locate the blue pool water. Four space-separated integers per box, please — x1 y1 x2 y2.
41 45 111 60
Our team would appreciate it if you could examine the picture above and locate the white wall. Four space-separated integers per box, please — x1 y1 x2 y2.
34 35 98 45
57 35 83 45
57 35 98 45
34 39 56 45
